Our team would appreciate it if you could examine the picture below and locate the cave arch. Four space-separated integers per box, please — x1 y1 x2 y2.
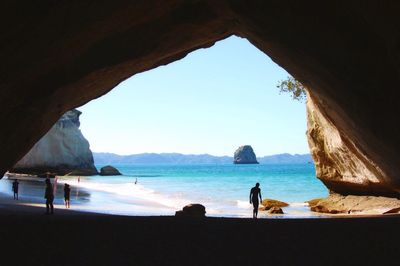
1 1 400 196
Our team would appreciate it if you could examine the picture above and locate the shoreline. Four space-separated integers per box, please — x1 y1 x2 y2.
1 179 398 219
1 190 400 219
4 173 399 218
3 163 328 218
4 174 321 218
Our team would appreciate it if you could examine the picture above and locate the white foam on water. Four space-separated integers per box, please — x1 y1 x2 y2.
289 202 308 207
236 200 252 209
57 177 190 211
51 178 317 218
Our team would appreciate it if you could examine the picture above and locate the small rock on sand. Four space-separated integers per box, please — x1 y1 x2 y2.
268 206 284 214
261 198 289 210
175 204 206 217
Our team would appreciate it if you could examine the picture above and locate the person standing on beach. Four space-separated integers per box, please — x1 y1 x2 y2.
44 178 54 214
64 183 71 208
249 183 262 219
12 179 19 200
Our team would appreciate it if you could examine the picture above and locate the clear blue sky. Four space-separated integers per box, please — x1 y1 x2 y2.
78 36 309 156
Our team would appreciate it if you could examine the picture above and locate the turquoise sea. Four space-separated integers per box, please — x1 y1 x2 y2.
0 163 328 217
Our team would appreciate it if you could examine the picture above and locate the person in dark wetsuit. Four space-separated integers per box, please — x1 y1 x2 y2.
12 179 19 200
44 178 54 214
249 183 262 218
64 183 71 208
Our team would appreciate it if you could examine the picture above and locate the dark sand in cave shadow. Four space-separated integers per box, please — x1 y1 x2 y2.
0 197 399 265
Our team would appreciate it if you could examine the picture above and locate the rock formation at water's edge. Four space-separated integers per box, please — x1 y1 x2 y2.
11 110 98 176
306 93 394 196
306 92 400 213
100 165 122 176
308 193 400 215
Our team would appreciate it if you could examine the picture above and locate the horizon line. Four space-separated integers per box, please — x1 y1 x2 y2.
92 151 311 157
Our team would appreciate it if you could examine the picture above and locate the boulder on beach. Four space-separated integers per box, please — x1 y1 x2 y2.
261 198 289 210
175 204 206 217
309 193 400 214
233 145 259 164
306 198 323 208
99 165 122 176
11 109 98 176
268 206 284 214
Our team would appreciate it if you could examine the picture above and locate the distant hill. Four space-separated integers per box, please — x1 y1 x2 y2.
258 153 313 164
93 152 231 165
93 152 313 165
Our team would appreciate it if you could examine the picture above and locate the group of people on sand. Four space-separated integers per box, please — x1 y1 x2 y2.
43 178 72 214
11 178 71 214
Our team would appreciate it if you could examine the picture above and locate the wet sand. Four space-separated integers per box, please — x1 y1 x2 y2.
0 196 399 266
1 175 325 217
0 176 178 216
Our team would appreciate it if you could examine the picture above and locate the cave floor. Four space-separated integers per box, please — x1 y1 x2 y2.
0 203 399 266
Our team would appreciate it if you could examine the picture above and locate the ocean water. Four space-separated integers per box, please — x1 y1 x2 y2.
0 164 328 217
69 163 328 217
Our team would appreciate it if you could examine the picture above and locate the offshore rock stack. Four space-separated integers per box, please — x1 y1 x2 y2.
233 145 259 164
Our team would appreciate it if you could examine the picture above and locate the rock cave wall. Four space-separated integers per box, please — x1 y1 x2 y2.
306 93 397 196
1 1 400 196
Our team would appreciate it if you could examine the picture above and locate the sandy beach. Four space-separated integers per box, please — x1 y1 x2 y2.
0 175 181 217
0 178 399 265
0 195 399 266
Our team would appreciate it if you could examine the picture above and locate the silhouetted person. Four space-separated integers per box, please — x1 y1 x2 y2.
12 179 19 200
250 183 262 218
64 183 71 208
44 178 54 214
134 177 137 185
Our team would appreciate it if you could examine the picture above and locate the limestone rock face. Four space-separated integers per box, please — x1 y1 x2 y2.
100 165 122 176
309 193 400 215
11 110 98 176
261 199 289 210
306 93 395 196
233 145 259 164
175 204 206 217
